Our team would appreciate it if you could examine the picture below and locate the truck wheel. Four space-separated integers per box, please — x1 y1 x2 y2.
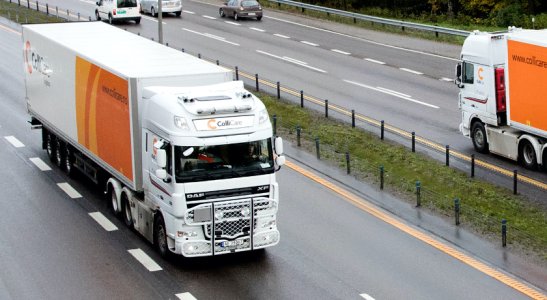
151 7 156 17
135 17 141 24
471 122 489 154
219 8 225 17
55 139 65 169
519 140 538 170
108 13 113 24
154 214 170 259
122 194 134 228
109 185 120 215
46 133 56 163
175 11 181 17
234 12 239 21
95 10 101 21
64 146 75 177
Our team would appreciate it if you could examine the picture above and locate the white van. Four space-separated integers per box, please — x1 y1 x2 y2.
140 0 183 17
95 0 141 24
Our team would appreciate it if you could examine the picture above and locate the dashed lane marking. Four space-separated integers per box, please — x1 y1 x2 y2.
176 292 198 300
29 157 52 171
89 212 118 232
57 182 82 199
4 136 25 148
128 249 163 272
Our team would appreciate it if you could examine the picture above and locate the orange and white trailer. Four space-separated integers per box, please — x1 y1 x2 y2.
455 28 547 170
23 22 285 257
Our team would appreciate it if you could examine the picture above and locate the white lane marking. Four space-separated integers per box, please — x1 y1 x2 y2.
344 80 439 109
282 56 307 65
183 10 195 14
57 182 83 199
202 15 216 20
250 27 265 32
176 292 198 300
0 24 21 35
360 294 375 300
89 212 118 232
400 68 424 75
29 157 52 171
440 77 453 82
365 58 386 65
4 136 25 148
273 33 290 39
331 49 351 55
224 21 241 26
301 41 319 47
182 28 240 46
256 50 327 73
141 15 167 24
128 249 163 272
376 86 411 98
265 16 460 62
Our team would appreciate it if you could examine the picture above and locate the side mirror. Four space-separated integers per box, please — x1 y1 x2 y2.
276 155 286 166
274 136 284 155
155 169 167 180
156 149 167 168
454 63 464 88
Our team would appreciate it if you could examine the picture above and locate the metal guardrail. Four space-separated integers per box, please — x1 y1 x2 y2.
268 0 471 37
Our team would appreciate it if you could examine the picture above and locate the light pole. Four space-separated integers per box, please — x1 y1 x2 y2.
158 0 163 44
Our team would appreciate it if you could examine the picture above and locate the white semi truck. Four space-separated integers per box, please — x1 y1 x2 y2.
23 22 285 258
455 27 547 170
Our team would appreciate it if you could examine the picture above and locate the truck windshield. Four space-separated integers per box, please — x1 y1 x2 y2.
175 139 274 183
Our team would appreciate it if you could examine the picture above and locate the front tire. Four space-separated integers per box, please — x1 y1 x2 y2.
234 12 239 21
175 11 182 17
95 10 101 21
108 13 113 24
471 121 489 154
519 140 538 170
135 17 141 24
154 215 170 259
219 8 225 17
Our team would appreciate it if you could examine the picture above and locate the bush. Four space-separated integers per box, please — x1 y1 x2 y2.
494 3 525 27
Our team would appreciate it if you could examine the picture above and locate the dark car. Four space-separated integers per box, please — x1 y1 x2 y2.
219 0 263 21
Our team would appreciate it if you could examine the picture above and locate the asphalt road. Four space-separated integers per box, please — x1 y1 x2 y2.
1 18 546 299
23 0 547 202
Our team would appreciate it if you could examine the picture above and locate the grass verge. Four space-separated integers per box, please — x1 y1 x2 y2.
260 92 547 261
0 1 67 23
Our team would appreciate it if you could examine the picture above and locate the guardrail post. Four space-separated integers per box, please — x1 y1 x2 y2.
346 152 350 174
445 145 450 166
198 53 201 59
351 110 355 128
296 126 301 147
471 154 475 178
46 3 48 15
324 99 328 118
18 0 20 6
513 170 518 195
78 12 80 20
56 6 58 18
235 66 239 80
216 60 219 66
255 74 259 92
27 0 30 9
380 165 384 190
353 17 356 23
181 48 184 52
380 120 384 140
315 138 320 160
67 9 69 20
301 7 305 13
502 219 507 247
36 1 38 11
300 90 304 108
402 25 405 32
454 198 460 225
89 16 91 21
411 132 415 152
272 114 277 136
277 81 280 99
416 181 421 207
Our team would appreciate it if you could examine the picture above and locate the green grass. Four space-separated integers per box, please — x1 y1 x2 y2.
261 92 547 261
0 1 67 23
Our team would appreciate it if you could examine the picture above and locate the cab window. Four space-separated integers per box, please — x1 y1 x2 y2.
463 62 474 84
117 0 137 8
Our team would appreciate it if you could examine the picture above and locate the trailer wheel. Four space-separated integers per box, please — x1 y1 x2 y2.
471 122 489 154
55 139 65 169
95 10 101 21
154 214 170 259
46 133 56 162
122 193 133 229
64 146 75 177
519 140 538 170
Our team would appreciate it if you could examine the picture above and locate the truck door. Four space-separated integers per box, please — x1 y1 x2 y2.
460 61 490 114
148 135 174 209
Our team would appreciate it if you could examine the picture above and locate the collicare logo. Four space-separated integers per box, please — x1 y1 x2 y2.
24 41 32 74
207 119 217 130
478 67 484 81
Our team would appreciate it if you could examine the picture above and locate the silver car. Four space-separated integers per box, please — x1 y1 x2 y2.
140 0 182 17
